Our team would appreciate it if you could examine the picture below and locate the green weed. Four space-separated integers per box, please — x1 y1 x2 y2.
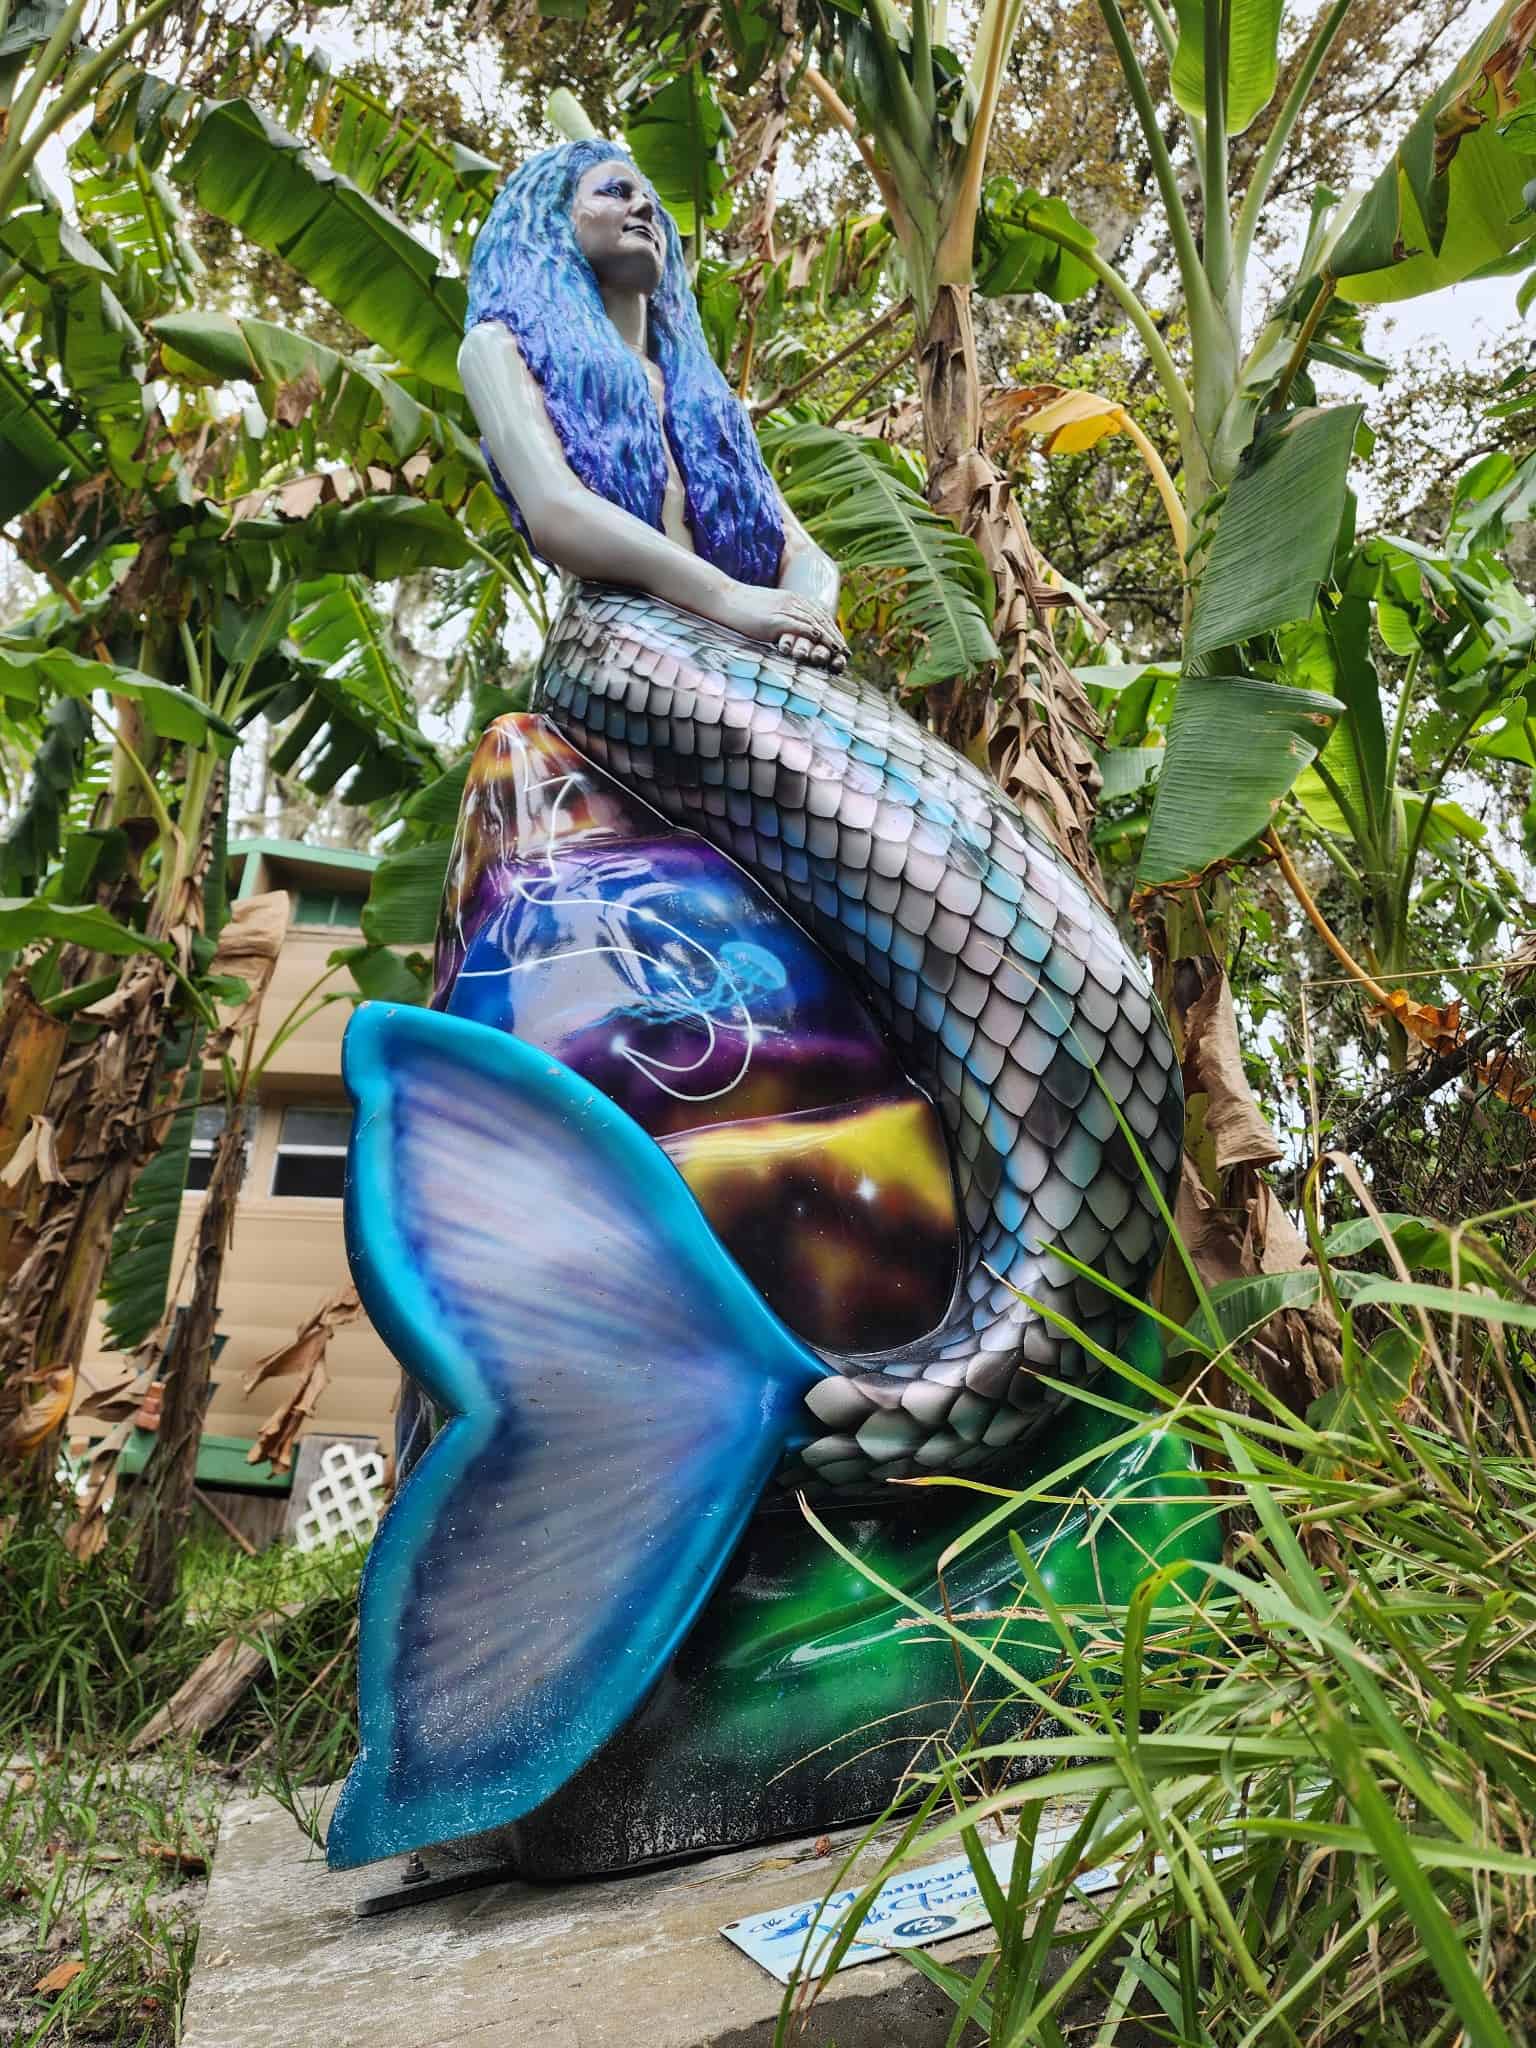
0 1514 365 2043
780 1203 1536 2045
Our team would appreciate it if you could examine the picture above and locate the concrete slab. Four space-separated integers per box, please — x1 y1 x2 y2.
182 1791 994 2047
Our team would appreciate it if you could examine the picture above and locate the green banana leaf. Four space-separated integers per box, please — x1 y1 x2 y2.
100 1048 203 1354
1170 0 1285 135
198 33 498 259
974 179 1097 303
0 347 97 522
69 128 201 319
362 840 455 948
151 310 486 479
1324 1212 1510 1287
1096 744 1164 801
171 99 466 388
0 2 73 60
0 699 92 897
360 753 474 949
0 195 146 480
1188 405 1361 657
330 940 431 1006
288 577 413 731
625 70 733 236
761 422 998 690
1169 1267 1328 1360
1279 598 1388 858
249 569 442 807
1331 3 1536 302
0 897 171 958
212 495 475 588
1138 674 1341 884
0 645 238 746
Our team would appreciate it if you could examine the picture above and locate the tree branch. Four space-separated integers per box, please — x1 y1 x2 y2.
750 295 914 419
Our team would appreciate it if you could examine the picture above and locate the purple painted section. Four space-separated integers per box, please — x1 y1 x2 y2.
431 714 959 1353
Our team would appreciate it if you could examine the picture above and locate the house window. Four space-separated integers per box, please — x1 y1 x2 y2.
292 887 364 928
185 1104 252 1194
271 1105 352 1199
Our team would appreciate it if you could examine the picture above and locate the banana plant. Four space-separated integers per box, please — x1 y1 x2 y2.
1063 0 1536 884
604 0 1117 870
0 0 181 227
0 98 487 1484
1276 451 1536 1067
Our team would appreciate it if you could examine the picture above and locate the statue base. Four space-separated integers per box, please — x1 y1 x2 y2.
389 1337 1214 1882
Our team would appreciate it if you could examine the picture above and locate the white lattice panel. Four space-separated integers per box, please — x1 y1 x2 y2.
294 1442 386 1552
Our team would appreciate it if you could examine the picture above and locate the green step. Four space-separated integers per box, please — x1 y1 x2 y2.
116 1429 292 1493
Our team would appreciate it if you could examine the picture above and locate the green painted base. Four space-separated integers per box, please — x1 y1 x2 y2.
472 1321 1219 1879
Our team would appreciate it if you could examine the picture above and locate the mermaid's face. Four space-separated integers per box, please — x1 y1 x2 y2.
572 159 666 295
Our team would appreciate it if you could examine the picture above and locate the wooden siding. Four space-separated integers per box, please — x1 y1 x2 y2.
254 923 359 1085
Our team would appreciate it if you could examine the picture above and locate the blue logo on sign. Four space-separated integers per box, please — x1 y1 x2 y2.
892 1913 957 1939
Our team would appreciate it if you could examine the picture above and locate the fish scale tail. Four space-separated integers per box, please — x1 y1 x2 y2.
536 585 1183 1488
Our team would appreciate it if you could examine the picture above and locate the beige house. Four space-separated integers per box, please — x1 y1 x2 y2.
79 837 405 1470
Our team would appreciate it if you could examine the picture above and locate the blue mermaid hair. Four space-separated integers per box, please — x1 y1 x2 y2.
467 139 784 589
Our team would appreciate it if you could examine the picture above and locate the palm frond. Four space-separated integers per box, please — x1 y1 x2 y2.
289 575 409 724
759 422 998 690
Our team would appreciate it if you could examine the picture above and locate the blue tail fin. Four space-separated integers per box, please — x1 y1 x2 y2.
327 1004 826 1869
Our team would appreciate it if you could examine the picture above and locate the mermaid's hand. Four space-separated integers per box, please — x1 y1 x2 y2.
716 584 848 670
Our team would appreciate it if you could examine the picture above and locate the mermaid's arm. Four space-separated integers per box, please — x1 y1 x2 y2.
775 493 840 613
460 324 846 667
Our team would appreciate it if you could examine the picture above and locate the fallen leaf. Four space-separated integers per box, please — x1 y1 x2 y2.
33 1960 87 1995
139 1839 208 1874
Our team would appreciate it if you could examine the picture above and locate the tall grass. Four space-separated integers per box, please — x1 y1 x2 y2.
0 1513 364 1789
0 1516 363 2041
781 1198 1536 2045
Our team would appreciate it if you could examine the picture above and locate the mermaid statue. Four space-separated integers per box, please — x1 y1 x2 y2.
328 139 1214 1879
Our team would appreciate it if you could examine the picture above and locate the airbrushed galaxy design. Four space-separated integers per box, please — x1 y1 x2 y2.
530 586 1183 1484
434 710 961 1363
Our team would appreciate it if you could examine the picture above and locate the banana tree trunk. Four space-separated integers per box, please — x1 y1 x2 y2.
914 282 1106 891
0 786 219 1491
133 1105 244 1617
1146 891 1342 1408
